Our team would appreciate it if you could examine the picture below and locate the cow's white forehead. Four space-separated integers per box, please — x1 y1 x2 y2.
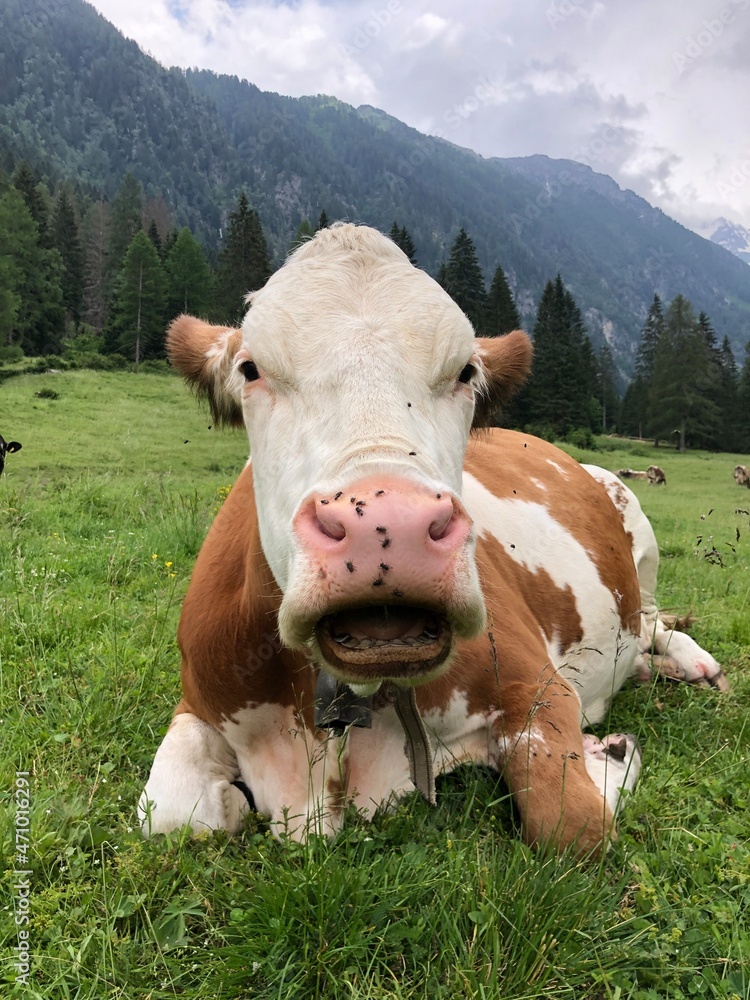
242 225 476 382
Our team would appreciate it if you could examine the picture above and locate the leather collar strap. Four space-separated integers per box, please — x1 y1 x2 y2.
390 683 436 805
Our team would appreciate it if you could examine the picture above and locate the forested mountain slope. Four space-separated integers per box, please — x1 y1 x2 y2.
2 0 750 372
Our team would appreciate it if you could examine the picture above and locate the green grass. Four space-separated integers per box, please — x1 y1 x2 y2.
1 370 748 999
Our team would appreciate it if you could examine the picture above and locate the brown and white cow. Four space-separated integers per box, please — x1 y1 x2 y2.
647 465 666 486
139 224 727 856
733 464 750 488
616 468 648 481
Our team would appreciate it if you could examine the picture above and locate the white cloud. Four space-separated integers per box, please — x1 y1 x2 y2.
88 0 750 230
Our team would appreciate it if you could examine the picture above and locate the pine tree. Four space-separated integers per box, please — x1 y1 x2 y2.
483 263 520 336
147 219 162 257
715 335 741 451
632 294 664 438
51 187 84 330
317 210 329 230
107 230 167 363
12 162 51 247
290 219 315 253
0 187 65 354
443 228 486 329
596 343 620 432
739 341 750 452
523 275 597 437
215 193 271 325
165 227 214 320
649 295 721 451
108 174 143 280
82 200 111 333
388 222 417 264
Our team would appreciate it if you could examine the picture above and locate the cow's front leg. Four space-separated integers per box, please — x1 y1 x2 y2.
491 676 637 856
139 706 251 836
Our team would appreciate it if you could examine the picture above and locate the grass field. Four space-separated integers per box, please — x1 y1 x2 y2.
1 368 748 999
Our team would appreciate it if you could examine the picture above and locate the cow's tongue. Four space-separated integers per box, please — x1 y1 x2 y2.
331 606 434 643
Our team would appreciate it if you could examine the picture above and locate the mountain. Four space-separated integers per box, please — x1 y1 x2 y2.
710 218 750 267
2 0 750 377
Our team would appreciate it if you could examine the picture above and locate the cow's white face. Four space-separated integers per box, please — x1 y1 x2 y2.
239 231 477 587
169 225 532 688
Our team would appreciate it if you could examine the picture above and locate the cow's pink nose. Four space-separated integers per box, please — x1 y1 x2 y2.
311 488 457 546
294 475 472 603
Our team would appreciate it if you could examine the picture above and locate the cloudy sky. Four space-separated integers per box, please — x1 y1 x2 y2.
88 0 750 235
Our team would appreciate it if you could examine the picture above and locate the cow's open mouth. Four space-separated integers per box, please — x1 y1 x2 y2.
315 604 453 682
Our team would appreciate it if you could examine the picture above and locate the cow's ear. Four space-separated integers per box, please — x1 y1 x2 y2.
472 330 533 429
167 315 245 428
7 442 21 453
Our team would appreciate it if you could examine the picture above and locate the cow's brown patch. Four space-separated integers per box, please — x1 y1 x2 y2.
176 465 309 726
464 432 641 633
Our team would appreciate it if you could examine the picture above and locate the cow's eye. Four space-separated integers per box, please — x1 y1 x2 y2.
458 363 476 384
240 360 260 382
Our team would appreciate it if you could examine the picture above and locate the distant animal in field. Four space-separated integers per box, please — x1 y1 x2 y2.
0 435 22 475
647 465 666 486
733 465 750 488
138 223 728 859
617 468 648 481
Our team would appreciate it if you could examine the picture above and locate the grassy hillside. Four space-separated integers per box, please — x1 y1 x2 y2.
0 370 748 999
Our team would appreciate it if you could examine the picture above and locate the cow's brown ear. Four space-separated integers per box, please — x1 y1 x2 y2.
167 315 244 428
472 330 533 429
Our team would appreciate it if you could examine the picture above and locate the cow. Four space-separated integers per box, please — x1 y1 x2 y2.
0 435 22 475
647 465 666 486
139 224 727 857
733 464 750 488
616 468 648 481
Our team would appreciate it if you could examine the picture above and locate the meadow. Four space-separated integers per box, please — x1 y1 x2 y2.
1 368 748 1000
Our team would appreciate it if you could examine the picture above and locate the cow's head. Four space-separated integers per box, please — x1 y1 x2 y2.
0 435 22 475
169 225 531 692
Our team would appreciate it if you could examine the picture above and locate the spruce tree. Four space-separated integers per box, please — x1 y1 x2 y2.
317 210 329 230
147 219 162 257
108 174 143 280
290 219 315 252
82 200 111 333
388 222 418 265
12 162 51 247
483 263 520 336
649 295 721 451
165 227 214 319
215 193 271 324
107 230 167 363
0 187 65 354
596 343 620 432
739 341 750 452
715 335 741 451
634 293 665 439
51 187 84 330
524 275 597 438
443 228 486 329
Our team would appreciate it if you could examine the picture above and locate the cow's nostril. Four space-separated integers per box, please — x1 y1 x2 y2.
315 501 346 541
428 503 456 542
